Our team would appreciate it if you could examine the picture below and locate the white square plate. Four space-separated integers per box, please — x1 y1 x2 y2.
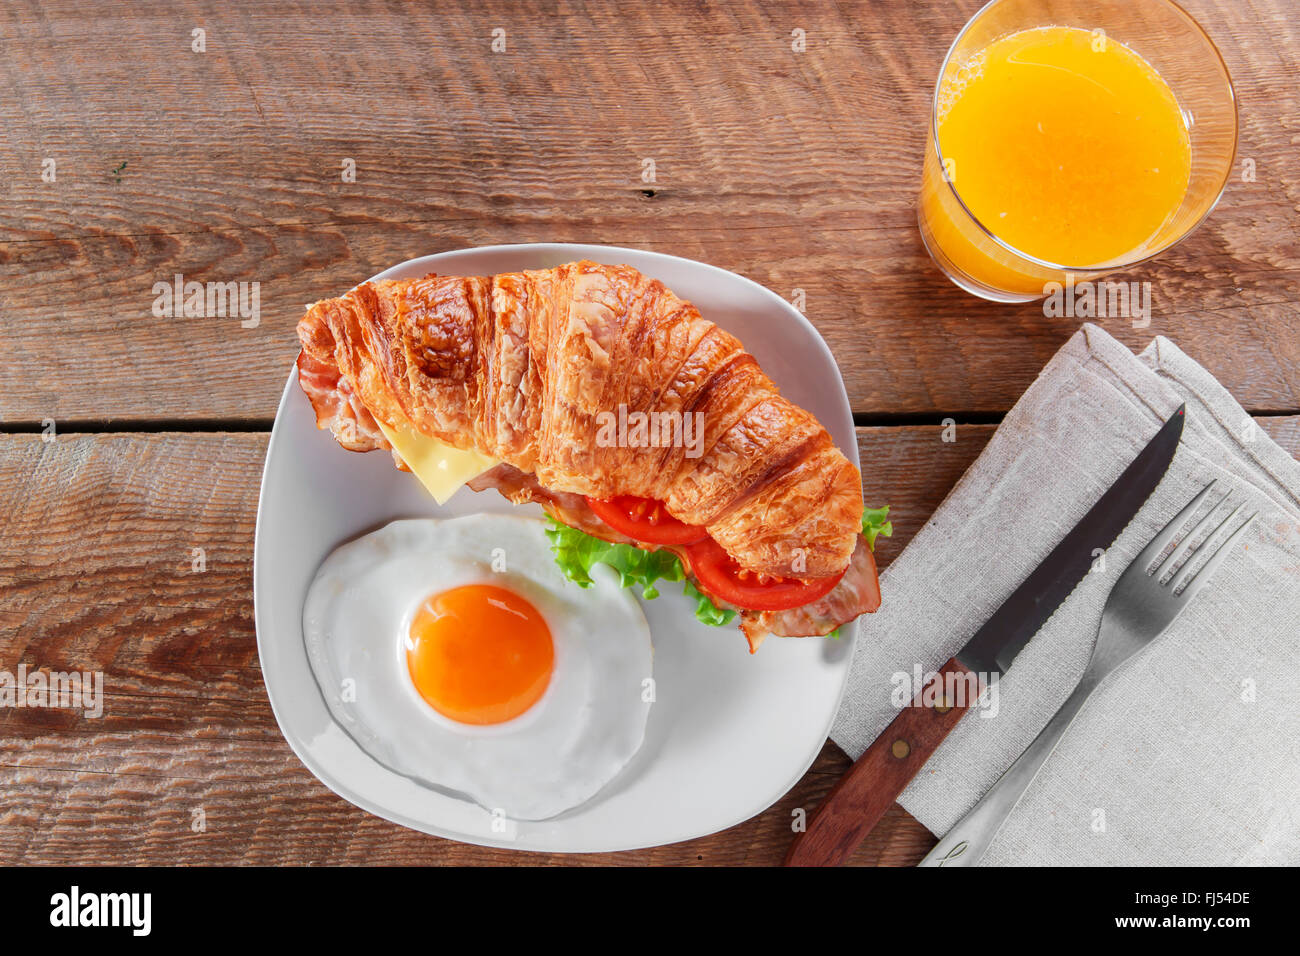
254 243 860 852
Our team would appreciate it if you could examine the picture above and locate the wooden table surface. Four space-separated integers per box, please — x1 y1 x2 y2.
2 0 1296 865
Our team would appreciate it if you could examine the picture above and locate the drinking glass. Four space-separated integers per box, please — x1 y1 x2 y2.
917 0 1237 302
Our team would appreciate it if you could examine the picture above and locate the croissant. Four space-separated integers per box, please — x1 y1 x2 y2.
296 261 864 582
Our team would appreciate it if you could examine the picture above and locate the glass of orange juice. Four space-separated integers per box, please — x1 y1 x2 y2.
918 0 1237 302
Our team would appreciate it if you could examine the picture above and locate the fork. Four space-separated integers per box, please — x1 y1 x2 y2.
918 478 1257 867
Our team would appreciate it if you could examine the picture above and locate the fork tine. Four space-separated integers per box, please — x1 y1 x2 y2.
1175 511 1257 602
1135 479 1218 572
1154 490 1231 579
1169 502 1246 592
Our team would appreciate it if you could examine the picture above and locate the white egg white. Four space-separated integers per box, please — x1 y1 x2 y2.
302 513 654 821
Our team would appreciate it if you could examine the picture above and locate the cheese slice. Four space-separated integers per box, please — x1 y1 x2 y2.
375 417 499 505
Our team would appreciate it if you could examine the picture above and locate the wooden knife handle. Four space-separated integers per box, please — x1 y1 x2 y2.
784 657 982 866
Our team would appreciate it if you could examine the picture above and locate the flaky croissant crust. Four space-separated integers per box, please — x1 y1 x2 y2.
297 261 863 579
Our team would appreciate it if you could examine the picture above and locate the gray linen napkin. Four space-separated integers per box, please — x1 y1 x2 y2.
832 323 1300 866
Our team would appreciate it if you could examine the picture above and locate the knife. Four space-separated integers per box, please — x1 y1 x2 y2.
784 404 1186 866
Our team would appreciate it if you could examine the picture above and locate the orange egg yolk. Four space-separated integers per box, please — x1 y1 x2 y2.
406 584 554 726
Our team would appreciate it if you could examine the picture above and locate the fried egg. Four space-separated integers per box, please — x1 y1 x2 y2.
303 513 653 821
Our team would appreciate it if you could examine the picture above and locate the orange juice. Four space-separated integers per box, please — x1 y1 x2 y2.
920 25 1192 296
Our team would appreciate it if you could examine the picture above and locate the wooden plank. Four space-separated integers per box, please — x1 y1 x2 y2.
4 419 1295 864
0 0 1296 422
0 423 1004 864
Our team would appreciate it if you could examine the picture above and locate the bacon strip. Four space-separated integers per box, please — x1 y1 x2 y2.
739 536 881 651
295 348 389 453
467 463 626 541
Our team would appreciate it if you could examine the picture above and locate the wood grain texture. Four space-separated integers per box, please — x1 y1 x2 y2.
3 418 1296 864
3 0 1299 868
0 0 1296 423
0 424 1003 865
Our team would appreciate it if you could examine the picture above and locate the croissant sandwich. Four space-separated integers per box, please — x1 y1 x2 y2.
296 260 886 651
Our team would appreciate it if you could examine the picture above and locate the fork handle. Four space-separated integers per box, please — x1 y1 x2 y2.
918 671 1100 867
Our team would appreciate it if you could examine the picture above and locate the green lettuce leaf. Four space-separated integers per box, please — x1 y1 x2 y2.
544 519 734 627
683 577 737 627
861 505 893 551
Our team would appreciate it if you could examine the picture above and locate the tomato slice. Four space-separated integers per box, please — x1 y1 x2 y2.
585 495 710 545
684 537 845 612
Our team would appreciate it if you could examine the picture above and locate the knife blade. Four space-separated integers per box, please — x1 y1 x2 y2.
784 404 1185 866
